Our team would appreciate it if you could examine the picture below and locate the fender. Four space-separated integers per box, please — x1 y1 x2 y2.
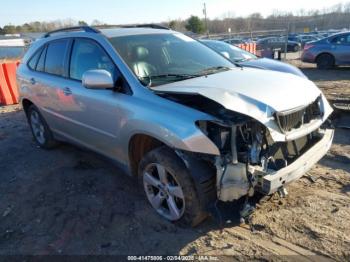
119 118 220 165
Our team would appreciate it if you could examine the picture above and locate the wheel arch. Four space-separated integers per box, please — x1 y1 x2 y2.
315 52 335 62
22 98 34 116
128 133 166 177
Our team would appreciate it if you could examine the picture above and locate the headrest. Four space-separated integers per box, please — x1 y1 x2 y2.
133 46 149 60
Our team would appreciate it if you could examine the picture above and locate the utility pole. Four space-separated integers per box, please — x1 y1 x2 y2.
203 3 209 37
284 20 290 60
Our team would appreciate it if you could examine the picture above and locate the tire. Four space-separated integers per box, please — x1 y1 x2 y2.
316 54 335 69
293 45 300 52
139 146 207 226
27 105 58 149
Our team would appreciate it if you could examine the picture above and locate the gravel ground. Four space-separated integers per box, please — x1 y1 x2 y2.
0 64 349 260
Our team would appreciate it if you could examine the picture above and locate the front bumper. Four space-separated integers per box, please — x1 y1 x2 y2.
256 128 334 195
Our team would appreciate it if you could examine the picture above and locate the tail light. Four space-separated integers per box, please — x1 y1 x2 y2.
304 44 314 51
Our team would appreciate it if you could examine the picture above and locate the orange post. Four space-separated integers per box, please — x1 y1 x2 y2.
0 61 20 105
0 65 14 105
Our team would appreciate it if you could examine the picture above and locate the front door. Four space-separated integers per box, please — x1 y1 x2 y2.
55 38 130 158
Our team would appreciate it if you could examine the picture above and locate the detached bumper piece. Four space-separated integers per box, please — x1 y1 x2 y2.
255 128 334 195
330 97 350 112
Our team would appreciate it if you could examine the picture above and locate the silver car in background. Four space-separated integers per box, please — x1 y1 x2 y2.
18 26 334 226
200 39 306 78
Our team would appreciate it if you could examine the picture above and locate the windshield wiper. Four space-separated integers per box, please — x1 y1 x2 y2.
234 58 256 63
149 73 200 79
139 73 201 87
197 66 233 75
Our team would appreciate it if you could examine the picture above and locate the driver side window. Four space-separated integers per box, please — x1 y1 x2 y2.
70 39 116 81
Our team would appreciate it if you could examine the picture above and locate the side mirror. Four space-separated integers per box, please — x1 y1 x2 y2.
82 69 114 89
220 51 230 59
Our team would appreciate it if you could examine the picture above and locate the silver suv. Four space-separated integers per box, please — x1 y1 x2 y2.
18 26 334 226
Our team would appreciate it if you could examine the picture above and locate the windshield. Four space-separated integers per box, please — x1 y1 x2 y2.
108 33 234 87
202 40 257 62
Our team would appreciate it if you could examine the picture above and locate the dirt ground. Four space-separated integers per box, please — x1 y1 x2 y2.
0 63 349 261
288 59 350 100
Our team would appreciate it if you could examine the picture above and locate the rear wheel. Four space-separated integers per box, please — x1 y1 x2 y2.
139 146 207 226
27 105 58 149
316 54 335 69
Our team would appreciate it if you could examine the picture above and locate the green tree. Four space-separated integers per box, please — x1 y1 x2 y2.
22 23 33 32
78 21 88 26
185 16 205 34
169 20 177 30
3 25 16 34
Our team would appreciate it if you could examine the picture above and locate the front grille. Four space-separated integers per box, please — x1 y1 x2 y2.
275 97 322 133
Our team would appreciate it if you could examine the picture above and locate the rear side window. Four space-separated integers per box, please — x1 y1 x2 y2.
69 39 116 81
45 40 69 76
36 46 47 72
28 48 43 70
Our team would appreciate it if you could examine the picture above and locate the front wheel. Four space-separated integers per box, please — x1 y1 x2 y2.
139 147 207 226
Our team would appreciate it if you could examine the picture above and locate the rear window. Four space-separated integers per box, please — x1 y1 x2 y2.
44 40 69 76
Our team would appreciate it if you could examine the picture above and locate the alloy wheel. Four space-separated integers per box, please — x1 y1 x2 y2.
30 110 46 145
143 163 185 221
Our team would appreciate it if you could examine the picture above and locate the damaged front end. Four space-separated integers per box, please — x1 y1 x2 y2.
198 117 333 202
163 94 333 204
157 91 334 203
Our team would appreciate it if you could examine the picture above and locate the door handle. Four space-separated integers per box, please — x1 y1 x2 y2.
30 78 36 85
63 87 72 96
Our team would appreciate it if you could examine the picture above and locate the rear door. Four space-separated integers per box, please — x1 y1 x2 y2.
27 39 71 132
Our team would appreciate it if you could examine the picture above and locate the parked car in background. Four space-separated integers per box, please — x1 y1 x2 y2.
201 39 306 78
256 37 301 52
299 35 321 45
222 38 247 45
301 31 350 69
18 26 333 226
288 35 321 48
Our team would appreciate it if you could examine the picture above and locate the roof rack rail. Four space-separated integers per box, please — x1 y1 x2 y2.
120 24 170 30
43 26 100 38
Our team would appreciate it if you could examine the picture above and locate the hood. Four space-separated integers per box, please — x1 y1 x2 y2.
152 67 320 114
152 68 333 141
240 58 307 78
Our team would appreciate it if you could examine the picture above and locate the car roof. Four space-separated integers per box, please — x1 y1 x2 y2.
200 39 221 43
327 31 350 38
100 27 174 38
40 26 174 40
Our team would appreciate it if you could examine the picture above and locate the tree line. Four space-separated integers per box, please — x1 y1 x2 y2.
172 2 350 35
0 19 103 34
1 2 350 35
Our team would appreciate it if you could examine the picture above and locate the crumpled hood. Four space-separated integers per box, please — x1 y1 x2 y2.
153 67 320 113
152 67 333 141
